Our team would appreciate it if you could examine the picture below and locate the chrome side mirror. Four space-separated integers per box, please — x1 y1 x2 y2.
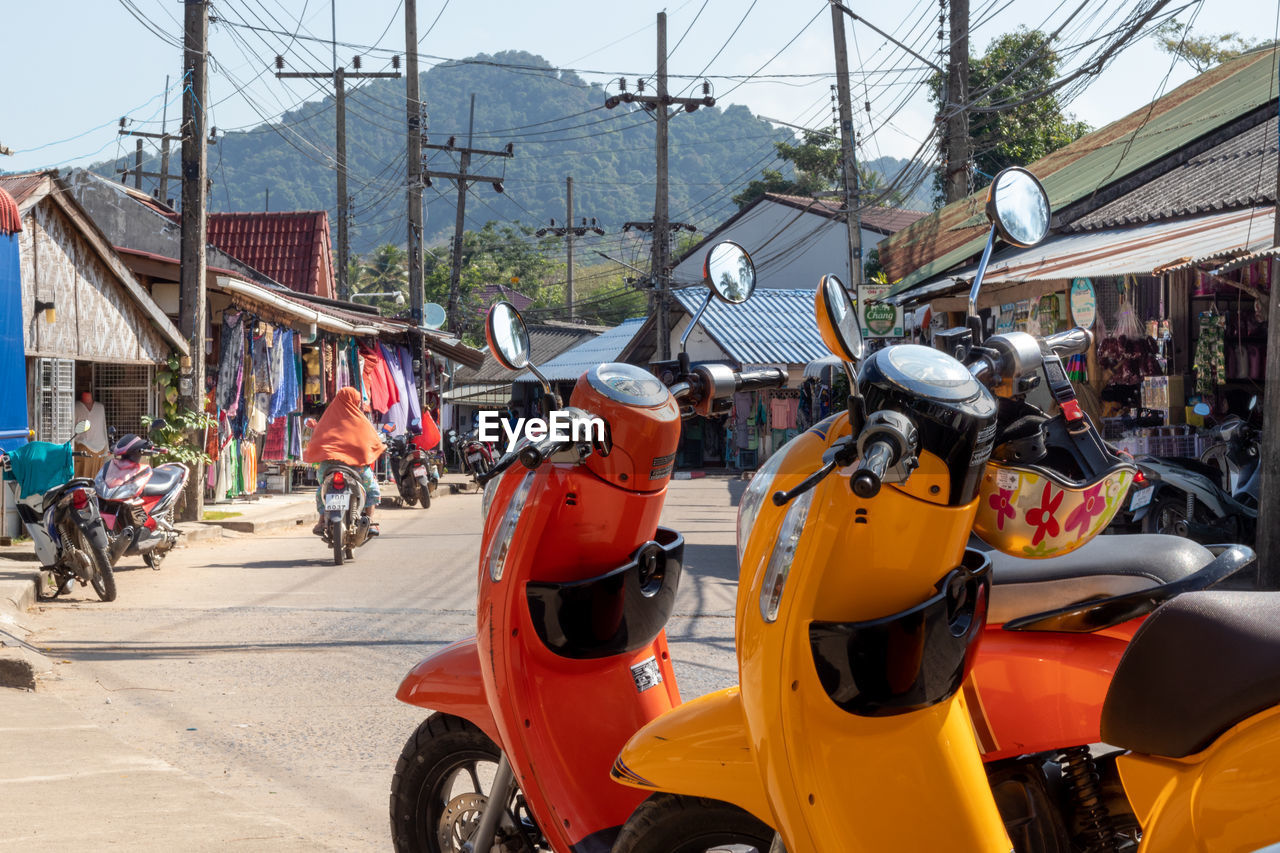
968 167 1051 342
681 241 756 359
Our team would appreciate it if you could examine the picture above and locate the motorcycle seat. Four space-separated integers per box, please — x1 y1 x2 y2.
982 534 1213 625
140 465 184 497
1101 590 1280 758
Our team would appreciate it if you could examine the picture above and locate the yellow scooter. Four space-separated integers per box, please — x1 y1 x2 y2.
612 168 1280 853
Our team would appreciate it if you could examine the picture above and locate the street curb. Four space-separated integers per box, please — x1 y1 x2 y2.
0 571 46 690
202 514 311 535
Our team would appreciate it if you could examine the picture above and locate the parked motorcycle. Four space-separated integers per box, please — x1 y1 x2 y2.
612 168 1270 852
390 241 787 853
1122 398 1259 544
451 428 497 485
95 421 189 569
2 421 117 601
387 427 439 509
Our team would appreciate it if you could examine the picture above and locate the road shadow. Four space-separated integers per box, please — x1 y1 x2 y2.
40 636 456 662
683 542 738 582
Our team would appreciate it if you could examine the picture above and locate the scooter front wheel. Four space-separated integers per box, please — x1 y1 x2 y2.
612 793 775 853
390 712 543 853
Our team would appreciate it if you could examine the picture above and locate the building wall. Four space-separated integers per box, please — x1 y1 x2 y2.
672 203 889 291
19 200 170 364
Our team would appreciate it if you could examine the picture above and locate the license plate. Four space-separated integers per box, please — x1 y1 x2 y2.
467 454 483 466
412 465 427 477
325 493 350 511
1129 486 1154 512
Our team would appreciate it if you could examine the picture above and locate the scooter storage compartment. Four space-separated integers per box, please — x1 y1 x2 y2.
525 527 684 659
809 547 991 716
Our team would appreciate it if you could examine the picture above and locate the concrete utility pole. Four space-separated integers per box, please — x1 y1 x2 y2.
276 55 400 300
1257 127 1280 587
536 176 605 320
829 0 863 290
944 0 971 202
422 94 514 334
178 0 209 523
603 12 714 360
405 0 425 328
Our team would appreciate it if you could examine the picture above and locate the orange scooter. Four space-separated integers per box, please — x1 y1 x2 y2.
389 242 786 853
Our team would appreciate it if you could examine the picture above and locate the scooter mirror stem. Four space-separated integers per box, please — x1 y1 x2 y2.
678 351 691 378
967 224 998 345
680 289 715 357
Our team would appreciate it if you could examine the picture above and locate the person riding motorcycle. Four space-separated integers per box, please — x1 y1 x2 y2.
303 387 385 537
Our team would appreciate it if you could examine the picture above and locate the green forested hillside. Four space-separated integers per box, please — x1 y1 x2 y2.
96 50 924 256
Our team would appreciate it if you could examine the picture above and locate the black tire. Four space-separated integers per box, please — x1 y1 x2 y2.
612 793 775 853
419 480 431 510
77 525 117 602
1143 497 1190 537
390 713 541 853
402 487 418 507
331 520 345 566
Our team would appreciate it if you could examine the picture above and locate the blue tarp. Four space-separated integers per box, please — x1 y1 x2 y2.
0 232 29 451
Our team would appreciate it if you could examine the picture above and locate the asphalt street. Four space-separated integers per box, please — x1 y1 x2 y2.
16 478 746 850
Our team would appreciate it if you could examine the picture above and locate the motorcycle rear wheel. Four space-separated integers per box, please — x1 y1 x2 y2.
419 481 431 510
144 548 167 570
74 525 117 602
390 712 544 853
331 521 345 566
611 793 774 853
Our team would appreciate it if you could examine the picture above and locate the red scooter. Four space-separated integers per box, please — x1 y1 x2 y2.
390 242 786 853
95 422 189 569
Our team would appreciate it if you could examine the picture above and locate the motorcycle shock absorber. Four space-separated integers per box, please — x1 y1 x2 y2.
1058 746 1115 852
1186 490 1195 522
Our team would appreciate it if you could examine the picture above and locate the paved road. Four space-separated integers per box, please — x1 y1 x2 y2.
21 478 745 850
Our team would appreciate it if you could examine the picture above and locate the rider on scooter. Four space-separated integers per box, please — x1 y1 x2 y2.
303 387 385 537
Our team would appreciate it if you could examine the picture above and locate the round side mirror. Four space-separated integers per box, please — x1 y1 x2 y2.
74 419 92 435
986 167 1050 248
1193 402 1212 417
703 241 755 304
486 301 531 371
815 274 864 363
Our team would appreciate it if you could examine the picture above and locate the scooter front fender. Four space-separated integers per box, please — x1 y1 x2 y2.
613 686 773 826
396 636 500 745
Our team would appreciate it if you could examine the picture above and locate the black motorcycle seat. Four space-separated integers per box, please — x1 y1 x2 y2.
140 465 184 497
1101 590 1280 758
982 534 1214 625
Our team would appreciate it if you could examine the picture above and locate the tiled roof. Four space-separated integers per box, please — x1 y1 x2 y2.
1068 116 1277 232
207 211 334 299
455 323 599 383
672 287 829 365
0 187 19 235
477 284 534 316
764 194 928 234
883 48 1278 294
515 318 645 382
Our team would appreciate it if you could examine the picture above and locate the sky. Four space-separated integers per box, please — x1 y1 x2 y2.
2 0 1277 185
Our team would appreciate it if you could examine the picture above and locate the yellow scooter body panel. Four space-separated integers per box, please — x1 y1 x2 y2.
1118 705 1280 853
736 413 1012 853
612 686 774 825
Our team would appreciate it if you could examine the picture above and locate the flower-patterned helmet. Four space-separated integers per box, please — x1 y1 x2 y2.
973 406 1137 559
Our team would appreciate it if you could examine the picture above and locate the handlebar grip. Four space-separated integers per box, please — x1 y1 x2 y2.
1045 327 1093 358
851 440 895 499
735 368 787 392
72 450 90 458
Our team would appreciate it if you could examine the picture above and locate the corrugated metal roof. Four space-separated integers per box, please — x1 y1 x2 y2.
762 195 928 234
456 324 599 383
1068 115 1277 231
672 287 829 365
896 206 1276 304
207 211 334 299
514 318 644 382
883 49 1278 292
441 382 513 405
0 172 49 207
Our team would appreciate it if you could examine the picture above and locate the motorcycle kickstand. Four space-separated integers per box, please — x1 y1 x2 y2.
461 752 517 853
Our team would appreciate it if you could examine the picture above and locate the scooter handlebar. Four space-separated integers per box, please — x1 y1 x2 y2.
851 439 895 499
735 368 787 392
1044 327 1093 358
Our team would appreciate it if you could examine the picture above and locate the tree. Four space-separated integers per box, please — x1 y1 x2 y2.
931 28 1091 206
1154 20 1263 73
734 132 905 208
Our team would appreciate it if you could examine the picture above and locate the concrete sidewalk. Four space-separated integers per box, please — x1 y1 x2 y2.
0 688 318 851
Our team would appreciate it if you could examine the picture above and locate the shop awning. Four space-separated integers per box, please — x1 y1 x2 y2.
891 206 1277 306
441 383 512 406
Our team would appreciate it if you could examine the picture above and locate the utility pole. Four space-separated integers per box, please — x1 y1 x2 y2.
276 55 400 300
829 0 863 290
405 0 424 328
178 0 208 523
536 176 605 321
118 123 204 206
604 13 713 360
422 94 514 334
944 0 971 202
1257 125 1280 587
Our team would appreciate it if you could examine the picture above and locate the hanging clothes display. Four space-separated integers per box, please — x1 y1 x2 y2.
397 346 422 429
217 312 246 414
1194 311 1227 393
360 342 399 415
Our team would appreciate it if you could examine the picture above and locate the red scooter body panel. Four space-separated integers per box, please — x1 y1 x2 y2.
477 462 680 852
395 636 501 745
969 620 1140 761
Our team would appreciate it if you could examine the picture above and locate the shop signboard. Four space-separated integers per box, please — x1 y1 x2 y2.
858 283 904 338
1069 278 1097 328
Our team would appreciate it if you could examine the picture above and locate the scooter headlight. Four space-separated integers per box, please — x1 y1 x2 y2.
488 471 535 582
481 473 501 522
736 444 791 566
759 486 815 623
